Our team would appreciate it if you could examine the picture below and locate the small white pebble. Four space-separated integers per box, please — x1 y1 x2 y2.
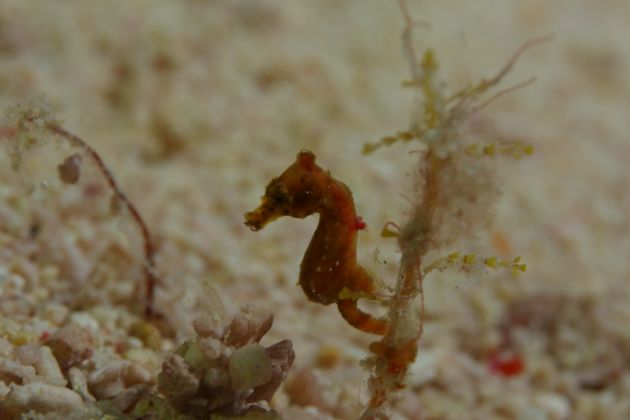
42 302 69 325
0 359 36 385
124 348 161 372
127 336 143 349
535 393 571 419
34 346 66 386
69 312 99 331
15 344 41 366
68 367 95 402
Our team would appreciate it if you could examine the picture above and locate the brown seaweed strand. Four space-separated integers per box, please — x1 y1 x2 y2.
46 123 157 318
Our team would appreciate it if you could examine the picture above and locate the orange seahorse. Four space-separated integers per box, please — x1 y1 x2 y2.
245 150 388 335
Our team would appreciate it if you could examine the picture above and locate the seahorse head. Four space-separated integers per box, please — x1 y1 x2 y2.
244 150 326 231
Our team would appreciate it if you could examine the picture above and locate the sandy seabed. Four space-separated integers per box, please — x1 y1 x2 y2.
0 1 629 419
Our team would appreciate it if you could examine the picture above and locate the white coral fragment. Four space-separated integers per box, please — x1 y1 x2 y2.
0 382 83 415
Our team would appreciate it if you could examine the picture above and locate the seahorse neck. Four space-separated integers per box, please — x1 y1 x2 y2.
307 178 358 263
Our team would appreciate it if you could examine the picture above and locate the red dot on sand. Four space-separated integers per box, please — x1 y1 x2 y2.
489 352 524 377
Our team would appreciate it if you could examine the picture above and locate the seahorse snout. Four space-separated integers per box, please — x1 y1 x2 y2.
244 198 280 231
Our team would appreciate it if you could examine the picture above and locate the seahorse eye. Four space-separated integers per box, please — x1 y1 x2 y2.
266 182 290 206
